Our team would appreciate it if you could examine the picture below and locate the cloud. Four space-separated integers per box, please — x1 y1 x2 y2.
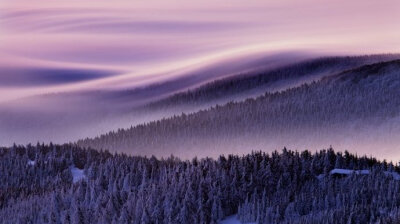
46 20 239 33
0 0 399 102
0 67 116 87
0 7 244 34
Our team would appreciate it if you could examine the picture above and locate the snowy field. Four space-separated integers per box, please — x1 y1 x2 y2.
220 215 256 224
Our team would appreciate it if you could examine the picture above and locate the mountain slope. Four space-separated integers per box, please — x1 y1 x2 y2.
147 54 400 109
77 59 400 158
1 54 399 147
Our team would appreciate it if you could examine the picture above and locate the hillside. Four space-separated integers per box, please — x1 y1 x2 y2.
77 59 400 158
1 54 399 147
147 54 400 109
2 145 400 223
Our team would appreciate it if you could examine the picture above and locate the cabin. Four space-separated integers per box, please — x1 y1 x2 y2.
317 169 400 180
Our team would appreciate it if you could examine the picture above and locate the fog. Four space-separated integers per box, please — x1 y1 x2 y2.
0 0 399 159
0 51 312 146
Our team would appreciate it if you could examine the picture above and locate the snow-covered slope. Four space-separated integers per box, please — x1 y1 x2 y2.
1 54 399 147
77 59 400 159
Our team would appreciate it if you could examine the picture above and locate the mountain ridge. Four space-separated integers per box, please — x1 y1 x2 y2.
77 58 400 158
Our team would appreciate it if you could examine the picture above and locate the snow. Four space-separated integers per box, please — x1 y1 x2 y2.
330 169 370 175
71 167 86 183
27 161 87 183
384 171 400 180
322 169 400 180
219 215 256 224
316 174 325 180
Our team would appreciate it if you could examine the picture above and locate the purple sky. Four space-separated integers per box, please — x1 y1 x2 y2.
0 0 399 102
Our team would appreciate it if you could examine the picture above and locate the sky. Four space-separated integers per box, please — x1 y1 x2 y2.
0 0 399 102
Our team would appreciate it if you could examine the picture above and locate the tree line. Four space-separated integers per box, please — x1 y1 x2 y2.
77 59 400 157
1 144 400 223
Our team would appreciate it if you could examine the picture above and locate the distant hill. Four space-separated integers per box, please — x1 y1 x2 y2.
1 54 399 147
77 59 400 158
147 55 400 110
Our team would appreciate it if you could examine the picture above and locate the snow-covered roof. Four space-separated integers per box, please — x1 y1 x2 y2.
383 171 400 180
330 168 370 175
326 169 400 180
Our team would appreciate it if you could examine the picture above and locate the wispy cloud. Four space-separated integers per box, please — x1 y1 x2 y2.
0 67 116 87
0 0 399 101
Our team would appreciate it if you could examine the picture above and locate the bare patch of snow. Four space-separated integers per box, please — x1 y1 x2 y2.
316 174 325 180
27 160 36 166
220 215 256 224
71 167 86 183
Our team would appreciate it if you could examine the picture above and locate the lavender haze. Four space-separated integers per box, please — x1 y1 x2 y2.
0 0 399 159
1 0 399 101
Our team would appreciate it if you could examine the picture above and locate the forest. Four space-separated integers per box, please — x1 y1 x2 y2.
147 54 400 108
1 0 399 223
77 59 400 157
1 144 400 223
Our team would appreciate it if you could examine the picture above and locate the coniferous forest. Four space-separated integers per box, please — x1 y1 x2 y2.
1 144 400 224
0 56 399 224
1 1 400 223
77 59 400 158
